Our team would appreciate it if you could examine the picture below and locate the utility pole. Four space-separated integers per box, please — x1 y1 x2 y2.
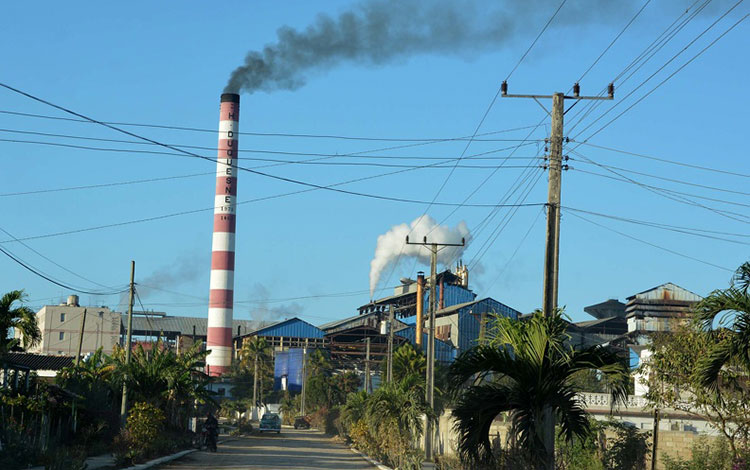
72 308 87 432
364 337 371 393
252 345 259 421
501 81 613 316
651 408 660 470
501 82 613 470
406 235 465 462
120 261 135 428
301 338 308 416
387 307 394 382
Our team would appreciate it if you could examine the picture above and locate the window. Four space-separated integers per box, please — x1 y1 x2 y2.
59 332 64 340
60 313 65 322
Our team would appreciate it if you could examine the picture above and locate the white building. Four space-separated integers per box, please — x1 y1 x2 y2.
18 295 121 356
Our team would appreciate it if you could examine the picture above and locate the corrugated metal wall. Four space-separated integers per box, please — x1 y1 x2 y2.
396 325 456 364
257 318 325 339
273 348 304 392
425 284 476 311
457 298 520 353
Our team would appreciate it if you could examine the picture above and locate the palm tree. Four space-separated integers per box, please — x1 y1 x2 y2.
696 261 750 389
392 343 426 383
239 336 271 416
0 290 41 354
447 310 630 470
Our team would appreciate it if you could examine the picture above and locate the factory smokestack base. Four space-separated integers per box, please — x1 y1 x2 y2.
206 93 240 376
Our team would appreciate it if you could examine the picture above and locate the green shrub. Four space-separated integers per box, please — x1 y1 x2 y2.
41 445 87 470
604 422 650 470
113 402 165 465
662 437 737 470
0 418 39 470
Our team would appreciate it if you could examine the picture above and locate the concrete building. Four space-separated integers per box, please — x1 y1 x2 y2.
20 295 121 356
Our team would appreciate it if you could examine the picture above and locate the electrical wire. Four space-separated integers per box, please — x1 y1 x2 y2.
572 141 750 178
572 159 750 197
575 0 653 83
566 210 733 272
562 206 750 245
570 150 750 224
505 0 568 81
480 206 545 298
572 167 750 210
0 243 128 295
0 225 118 290
0 108 541 142
571 5 747 145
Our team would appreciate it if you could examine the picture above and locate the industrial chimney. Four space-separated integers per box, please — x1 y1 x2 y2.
206 93 240 377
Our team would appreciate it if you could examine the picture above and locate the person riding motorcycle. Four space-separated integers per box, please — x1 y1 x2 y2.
204 412 218 452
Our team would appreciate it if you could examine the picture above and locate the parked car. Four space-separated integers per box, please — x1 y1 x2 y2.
259 413 281 434
293 416 311 430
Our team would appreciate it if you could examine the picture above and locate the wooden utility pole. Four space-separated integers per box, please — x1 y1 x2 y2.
364 337 371 393
120 261 135 428
501 81 613 317
252 347 259 420
651 408 660 470
72 308 87 432
501 81 614 470
387 307 395 382
301 338 308 416
406 235 465 461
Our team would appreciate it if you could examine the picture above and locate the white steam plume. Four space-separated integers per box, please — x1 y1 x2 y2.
369 215 470 296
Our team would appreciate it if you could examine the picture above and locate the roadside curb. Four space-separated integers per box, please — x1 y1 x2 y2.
349 447 392 470
120 438 236 470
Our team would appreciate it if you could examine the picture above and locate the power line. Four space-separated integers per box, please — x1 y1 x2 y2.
575 0 653 83
571 150 750 224
0 82 549 214
573 159 750 197
0 108 541 142
0 172 213 197
562 206 750 245
480 206 545 298
573 141 750 178
505 0 568 81
565 0 712 133
566 210 733 272
0 134 543 163
571 6 748 144
0 225 118 290
0 243 128 295
572 167 750 210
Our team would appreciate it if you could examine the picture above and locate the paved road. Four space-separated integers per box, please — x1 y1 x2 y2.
156 428 375 470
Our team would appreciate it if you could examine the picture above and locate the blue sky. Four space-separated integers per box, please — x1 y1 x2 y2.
1 0 747 327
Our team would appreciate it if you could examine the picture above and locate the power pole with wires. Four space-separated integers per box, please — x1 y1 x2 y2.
502 81 614 470
406 235 465 462
120 260 135 428
501 81 613 317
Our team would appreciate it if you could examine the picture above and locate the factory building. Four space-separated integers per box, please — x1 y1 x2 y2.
19 295 121 356
233 317 326 354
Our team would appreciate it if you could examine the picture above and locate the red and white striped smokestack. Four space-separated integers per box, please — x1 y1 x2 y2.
206 93 240 376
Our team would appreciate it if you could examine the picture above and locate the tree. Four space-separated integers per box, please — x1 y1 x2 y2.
695 261 750 390
238 336 271 411
392 343 426 383
0 290 40 354
447 310 630 470
642 322 750 458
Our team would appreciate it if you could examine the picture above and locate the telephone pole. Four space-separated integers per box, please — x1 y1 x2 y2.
501 81 614 470
387 307 395 382
72 308 87 432
301 338 308 416
501 81 613 317
364 337 371 393
120 261 135 427
406 235 465 461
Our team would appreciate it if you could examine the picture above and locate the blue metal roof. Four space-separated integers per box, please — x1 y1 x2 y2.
254 317 325 339
395 326 456 364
